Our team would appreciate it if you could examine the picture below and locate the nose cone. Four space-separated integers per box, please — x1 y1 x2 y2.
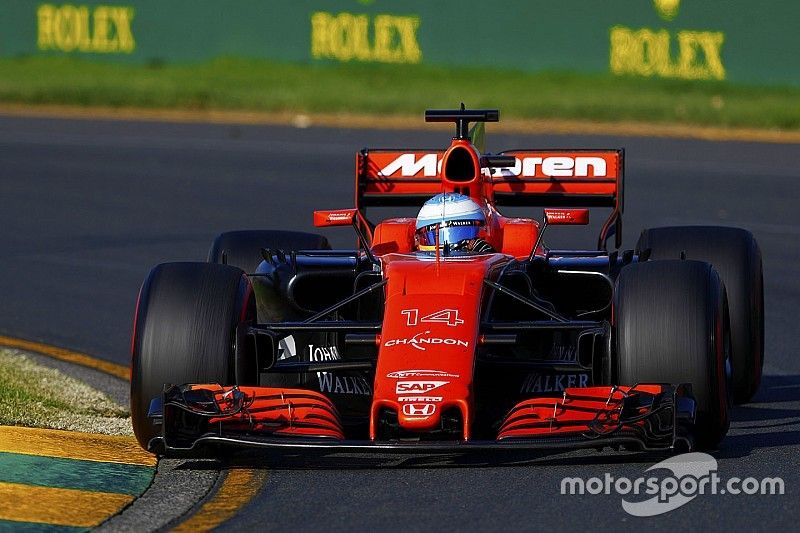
370 253 511 439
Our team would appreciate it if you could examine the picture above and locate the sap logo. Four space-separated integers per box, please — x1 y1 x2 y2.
37 4 135 54
402 403 436 417
395 381 448 394
520 373 589 394
490 157 608 178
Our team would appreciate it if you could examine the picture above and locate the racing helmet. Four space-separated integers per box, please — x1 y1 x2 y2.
415 193 486 250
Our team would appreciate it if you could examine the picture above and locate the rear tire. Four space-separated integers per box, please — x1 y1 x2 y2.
208 230 331 273
615 260 730 449
130 262 255 450
637 226 763 403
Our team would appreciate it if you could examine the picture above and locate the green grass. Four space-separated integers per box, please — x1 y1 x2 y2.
0 349 130 435
1 56 800 130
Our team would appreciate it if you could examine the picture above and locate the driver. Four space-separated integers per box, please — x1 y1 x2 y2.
415 193 495 253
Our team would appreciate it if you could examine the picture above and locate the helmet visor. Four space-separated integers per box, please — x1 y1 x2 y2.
416 220 482 247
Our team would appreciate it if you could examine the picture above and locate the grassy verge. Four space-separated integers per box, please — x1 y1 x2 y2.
0 348 130 436
1 56 800 130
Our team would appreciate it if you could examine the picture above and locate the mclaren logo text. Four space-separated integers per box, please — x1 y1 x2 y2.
490 157 607 178
379 153 607 178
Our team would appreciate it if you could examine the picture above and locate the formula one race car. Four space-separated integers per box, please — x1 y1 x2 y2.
131 108 763 457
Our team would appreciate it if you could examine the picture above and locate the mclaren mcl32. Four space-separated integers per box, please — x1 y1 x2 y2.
130 108 763 457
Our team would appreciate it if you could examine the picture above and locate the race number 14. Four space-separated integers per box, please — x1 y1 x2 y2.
401 309 464 327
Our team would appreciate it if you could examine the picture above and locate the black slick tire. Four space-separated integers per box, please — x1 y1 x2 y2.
615 260 730 449
130 262 255 450
637 226 763 402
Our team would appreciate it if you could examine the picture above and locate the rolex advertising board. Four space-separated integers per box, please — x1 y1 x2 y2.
0 1 797 86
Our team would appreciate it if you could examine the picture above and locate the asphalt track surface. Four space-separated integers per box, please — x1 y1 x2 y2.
0 115 798 530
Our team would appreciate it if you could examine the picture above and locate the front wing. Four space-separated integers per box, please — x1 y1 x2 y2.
147 384 696 457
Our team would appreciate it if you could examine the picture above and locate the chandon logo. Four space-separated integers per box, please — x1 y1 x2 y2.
383 331 469 351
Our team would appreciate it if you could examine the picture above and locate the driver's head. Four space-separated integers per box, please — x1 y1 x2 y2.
415 193 486 251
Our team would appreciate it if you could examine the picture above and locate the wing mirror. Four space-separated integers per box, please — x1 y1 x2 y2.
544 208 590 225
529 209 591 261
314 209 357 227
313 209 377 264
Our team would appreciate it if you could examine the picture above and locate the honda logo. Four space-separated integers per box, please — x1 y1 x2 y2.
402 403 436 417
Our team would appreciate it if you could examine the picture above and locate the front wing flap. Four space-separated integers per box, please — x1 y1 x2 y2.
147 384 696 456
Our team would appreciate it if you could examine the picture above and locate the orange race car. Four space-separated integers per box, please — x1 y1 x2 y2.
130 107 763 457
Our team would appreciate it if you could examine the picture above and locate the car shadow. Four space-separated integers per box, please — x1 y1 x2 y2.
715 373 800 459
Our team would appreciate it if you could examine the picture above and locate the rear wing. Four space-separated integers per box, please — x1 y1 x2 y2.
355 148 624 249
356 149 446 207
491 149 623 209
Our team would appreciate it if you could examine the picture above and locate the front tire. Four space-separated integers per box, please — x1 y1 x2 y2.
130 262 255 450
615 260 730 449
637 226 763 403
